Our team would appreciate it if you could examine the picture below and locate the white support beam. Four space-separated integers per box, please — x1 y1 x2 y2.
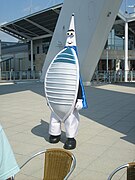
106 48 109 73
31 40 34 71
25 18 53 35
124 21 129 82
32 34 52 40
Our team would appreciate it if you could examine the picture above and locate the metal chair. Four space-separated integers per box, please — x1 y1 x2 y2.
108 162 135 180
20 148 76 180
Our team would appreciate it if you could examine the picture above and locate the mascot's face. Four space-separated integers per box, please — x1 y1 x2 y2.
66 29 75 46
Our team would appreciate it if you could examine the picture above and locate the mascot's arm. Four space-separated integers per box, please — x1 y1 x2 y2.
75 81 83 110
75 99 83 110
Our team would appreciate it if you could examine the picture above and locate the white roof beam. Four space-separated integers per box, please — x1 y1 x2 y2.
51 9 61 14
127 17 135 23
32 34 52 40
3 26 31 40
118 11 127 22
13 24 39 37
129 27 135 35
0 28 26 41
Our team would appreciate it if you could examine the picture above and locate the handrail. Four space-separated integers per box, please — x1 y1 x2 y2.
0 70 41 81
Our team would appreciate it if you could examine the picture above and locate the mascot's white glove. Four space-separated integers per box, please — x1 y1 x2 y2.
75 99 83 111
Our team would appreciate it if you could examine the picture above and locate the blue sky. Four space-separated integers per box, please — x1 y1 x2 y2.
120 0 135 13
0 0 134 42
0 0 63 23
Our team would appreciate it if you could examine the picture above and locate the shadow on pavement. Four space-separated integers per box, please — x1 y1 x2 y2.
0 82 45 96
31 119 66 143
80 85 135 145
1 82 135 145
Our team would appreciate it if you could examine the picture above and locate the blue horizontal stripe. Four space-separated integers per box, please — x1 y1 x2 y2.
63 47 73 54
57 54 74 59
54 59 75 64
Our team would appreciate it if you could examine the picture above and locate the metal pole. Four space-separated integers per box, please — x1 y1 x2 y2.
124 21 128 82
106 48 108 72
106 47 109 82
30 40 34 71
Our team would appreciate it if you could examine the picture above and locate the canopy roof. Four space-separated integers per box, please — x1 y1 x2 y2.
0 4 62 41
113 12 135 38
127 14 135 35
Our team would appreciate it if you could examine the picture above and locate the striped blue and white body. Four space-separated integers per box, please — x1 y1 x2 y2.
45 46 79 121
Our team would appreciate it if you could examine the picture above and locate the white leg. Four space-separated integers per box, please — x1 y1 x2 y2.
49 112 61 136
64 109 80 138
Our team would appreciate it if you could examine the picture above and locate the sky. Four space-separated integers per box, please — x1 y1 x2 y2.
0 0 135 42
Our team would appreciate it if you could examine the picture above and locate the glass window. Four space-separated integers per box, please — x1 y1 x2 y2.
42 42 50 54
37 46 39 54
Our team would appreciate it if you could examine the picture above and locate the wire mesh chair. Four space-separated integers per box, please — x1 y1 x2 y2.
107 162 135 180
20 148 76 180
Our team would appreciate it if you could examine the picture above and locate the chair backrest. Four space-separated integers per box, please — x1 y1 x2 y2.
107 162 135 180
20 148 76 180
44 148 76 180
127 162 135 180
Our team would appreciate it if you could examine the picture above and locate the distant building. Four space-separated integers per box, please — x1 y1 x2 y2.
0 2 135 82
1 42 28 71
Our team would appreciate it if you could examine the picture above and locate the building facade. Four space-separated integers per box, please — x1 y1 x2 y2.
0 2 135 82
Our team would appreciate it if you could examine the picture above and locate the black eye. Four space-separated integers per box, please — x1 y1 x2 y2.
71 32 74 36
67 32 70 36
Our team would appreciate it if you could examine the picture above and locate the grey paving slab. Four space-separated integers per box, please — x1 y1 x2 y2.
0 82 135 180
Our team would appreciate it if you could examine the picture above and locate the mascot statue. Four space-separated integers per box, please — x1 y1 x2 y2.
44 14 87 150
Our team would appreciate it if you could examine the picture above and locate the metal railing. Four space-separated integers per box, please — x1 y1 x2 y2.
91 70 135 83
0 70 135 83
0 70 42 81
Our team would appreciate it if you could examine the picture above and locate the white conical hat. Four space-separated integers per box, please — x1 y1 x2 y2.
65 14 76 47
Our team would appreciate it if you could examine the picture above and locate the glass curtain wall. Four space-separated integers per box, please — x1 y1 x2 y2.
108 28 124 50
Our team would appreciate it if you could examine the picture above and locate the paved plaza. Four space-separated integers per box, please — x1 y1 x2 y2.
0 81 135 180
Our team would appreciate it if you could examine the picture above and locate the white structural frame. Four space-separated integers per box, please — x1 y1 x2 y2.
41 0 123 83
30 40 34 71
125 21 128 82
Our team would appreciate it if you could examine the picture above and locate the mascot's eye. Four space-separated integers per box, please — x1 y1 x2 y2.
67 31 74 36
